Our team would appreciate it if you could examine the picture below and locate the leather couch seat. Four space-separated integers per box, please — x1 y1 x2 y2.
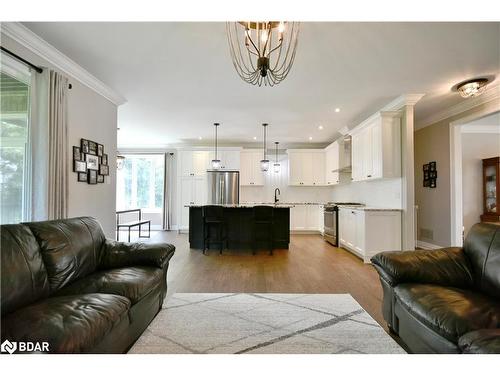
2 293 130 353
459 329 500 354
54 266 164 304
395 284 500 343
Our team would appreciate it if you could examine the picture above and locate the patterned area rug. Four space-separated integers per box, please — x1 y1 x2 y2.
129 293 405 354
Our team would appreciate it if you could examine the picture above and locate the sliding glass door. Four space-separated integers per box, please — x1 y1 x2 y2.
0 53 33 224
116 154 165 229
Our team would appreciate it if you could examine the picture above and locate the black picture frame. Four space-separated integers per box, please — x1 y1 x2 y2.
423 163 430 172
429 171 437 179
430 179 437 188
97 174 104 183
99 164 109 176
429 161 437 171
102 154 108 166
77 172 88 182
74 160 87 173
423 179 430 187
88 141 97 155
423 171 429 180
88 169 98 184
85 154 99 170
97 143 104 157
73 146 81 161
81 139 90 154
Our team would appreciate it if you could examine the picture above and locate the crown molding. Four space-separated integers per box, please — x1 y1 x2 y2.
1 22 126 106
417 83 500 130
382 93 426 111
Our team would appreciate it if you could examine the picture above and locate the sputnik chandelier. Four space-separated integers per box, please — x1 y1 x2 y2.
226 21 300 87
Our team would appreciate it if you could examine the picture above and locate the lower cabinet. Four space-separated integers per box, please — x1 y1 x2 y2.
290 205 323 232
178 176 206 231
339 208 401 263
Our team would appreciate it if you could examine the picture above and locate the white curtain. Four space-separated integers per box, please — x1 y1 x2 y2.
47 70 69 220
163 152 175 230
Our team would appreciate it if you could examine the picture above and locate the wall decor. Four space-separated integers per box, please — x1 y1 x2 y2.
423 161 437 188
73 138 108 184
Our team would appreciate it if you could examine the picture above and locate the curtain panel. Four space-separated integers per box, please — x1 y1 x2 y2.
163 152 175 230
47 70 69 220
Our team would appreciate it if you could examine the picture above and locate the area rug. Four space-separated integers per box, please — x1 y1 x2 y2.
129 293 405 354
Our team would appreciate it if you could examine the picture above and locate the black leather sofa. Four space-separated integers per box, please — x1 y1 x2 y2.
0 217 175 353
371 222 500 354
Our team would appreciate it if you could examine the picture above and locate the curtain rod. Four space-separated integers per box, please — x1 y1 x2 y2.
1 46 72 89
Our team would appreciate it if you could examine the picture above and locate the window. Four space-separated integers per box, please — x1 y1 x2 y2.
116 154 165 212
0 53 33 224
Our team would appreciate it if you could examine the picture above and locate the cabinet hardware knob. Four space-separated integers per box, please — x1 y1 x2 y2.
367 175 372 178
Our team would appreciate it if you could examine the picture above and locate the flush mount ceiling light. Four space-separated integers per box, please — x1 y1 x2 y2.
260 123 270 172
211 123 221 170
273 142 281 173
226 21 300 87
456 78 489 98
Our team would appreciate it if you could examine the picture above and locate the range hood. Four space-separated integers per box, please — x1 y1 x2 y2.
332 135 352 173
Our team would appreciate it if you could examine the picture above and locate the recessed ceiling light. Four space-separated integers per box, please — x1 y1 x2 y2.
318 125 324 130
335 108 340 113
309 136 313 141
456 78 489 98
253 136 257 140
198 136 202 140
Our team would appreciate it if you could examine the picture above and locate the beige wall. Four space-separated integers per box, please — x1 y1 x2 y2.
461 132 500 236
414 101 499 247
2 34 119 238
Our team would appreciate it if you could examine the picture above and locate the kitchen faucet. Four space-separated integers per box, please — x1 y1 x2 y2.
274 188 281 203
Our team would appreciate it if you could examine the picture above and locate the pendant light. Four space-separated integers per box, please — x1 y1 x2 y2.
260 123 270 172
211 123 221 169
273 142 280 173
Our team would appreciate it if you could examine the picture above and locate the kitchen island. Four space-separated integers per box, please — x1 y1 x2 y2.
187 204 291 250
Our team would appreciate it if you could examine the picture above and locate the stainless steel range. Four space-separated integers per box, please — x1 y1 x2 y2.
323 202 364 246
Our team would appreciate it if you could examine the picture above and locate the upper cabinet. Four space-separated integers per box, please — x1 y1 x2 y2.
351 111 401 182
240 150 264 186
179 150 210 176
287 150 325 186
325 141 340 185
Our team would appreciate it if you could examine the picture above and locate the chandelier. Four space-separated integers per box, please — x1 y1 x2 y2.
226 21 300 87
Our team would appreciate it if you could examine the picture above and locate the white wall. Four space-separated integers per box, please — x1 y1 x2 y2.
2 34 119 238
461 132 500 236
240 155 333 204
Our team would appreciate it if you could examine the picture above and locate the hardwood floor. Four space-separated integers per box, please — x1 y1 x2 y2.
147 230 388 330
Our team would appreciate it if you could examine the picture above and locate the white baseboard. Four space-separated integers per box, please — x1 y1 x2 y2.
416 240 442 250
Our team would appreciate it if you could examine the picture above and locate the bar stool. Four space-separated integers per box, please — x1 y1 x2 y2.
252 205 274 256
202 205 226 255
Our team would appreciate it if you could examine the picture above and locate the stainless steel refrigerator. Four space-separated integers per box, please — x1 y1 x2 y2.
207 170 240 205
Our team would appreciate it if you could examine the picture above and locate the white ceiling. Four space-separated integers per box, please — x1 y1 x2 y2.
23 22 500 148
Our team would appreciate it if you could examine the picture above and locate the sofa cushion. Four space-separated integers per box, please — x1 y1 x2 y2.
24 217 106 291
0 224 50 315
1 293 130 353
54 266 164 304
459 329 500 354
395 284 500 343
464 223 500 299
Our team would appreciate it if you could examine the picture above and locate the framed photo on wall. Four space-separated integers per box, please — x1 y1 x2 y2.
429 161 436 171
88 141 97 155
423 163 430 172
97 174 104 183
77 172 88 182
102 154 108 165
73 146 81 161
85 154 99 170
99 164 109 176
88 169 98 184
81 139 90 154
97 144 104 157
74 160 87 173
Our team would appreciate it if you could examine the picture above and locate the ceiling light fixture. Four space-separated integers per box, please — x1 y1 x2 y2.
456 78 489 98
309 136 313 141
318 125 324 130
335 108 340 113
260 123 270 172
211 123 221 170
273 142 281 173
226 21 300 87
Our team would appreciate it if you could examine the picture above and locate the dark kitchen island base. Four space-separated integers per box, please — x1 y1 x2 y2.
188 206 290 251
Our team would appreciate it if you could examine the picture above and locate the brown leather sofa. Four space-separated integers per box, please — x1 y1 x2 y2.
1 217 175 353
371 222 500 353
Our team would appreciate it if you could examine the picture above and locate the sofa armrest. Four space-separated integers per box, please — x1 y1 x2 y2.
100 240 175 270
459 329 500 354
371 247 473 288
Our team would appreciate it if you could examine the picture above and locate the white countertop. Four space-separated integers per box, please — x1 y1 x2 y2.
337 205 402 212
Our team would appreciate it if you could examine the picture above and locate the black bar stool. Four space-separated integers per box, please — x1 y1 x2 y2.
202 205 226 255
252 205 274 256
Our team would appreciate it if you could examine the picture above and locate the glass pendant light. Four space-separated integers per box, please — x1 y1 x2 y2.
260 123 270 172
211 123 221 169
273 141 280 173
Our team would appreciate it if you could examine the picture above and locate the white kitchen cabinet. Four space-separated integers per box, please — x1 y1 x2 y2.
240 150 264 186
179 150 209 176
178 176 206 231
325 141 340 185
351 111 401 182
290 204 323 232
290 205 307 230
287 150 326 186
339 207 402 263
